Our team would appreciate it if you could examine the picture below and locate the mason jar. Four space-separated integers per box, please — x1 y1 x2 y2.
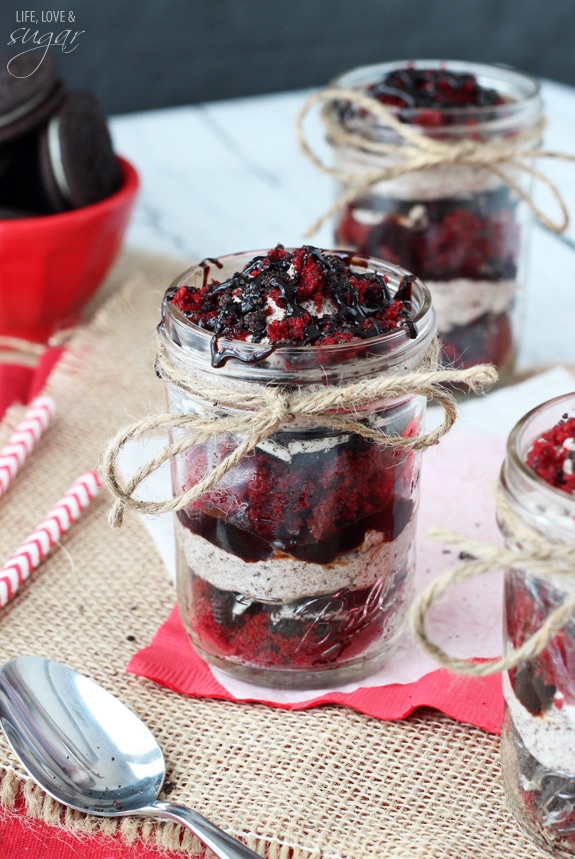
157 249 436 689
325 60 543 385
498 392 575 854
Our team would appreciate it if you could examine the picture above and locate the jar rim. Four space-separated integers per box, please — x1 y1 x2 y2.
160 247 437 381
328 59 542 137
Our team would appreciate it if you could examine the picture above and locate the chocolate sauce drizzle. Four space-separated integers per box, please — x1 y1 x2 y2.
210 337 275 368
199 256 223 289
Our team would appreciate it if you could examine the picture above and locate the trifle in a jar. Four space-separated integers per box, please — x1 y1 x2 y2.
498 393 575 854
318 60 542 383
157 244 437 688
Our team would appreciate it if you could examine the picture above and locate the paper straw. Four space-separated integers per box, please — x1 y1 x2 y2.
0 470 102 608
0 396 56 500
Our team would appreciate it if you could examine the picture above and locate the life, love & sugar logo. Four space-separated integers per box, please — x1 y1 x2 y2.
6 9 85 76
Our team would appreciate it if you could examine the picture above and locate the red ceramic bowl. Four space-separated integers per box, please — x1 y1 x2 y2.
0 156 139 343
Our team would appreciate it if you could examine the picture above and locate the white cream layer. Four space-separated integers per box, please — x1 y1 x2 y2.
175 514 416 603
504 672 575 774
428 278 516 332
336 147 508 202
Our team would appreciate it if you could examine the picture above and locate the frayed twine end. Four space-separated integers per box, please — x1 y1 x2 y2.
108 500 125 528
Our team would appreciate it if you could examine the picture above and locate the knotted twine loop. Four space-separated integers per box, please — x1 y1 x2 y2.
296 86 575 237
102 336 497 528
410 486 575 677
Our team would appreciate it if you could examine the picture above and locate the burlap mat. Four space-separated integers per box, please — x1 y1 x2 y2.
0 250 556 859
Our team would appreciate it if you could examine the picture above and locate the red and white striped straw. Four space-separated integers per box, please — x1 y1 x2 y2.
0 470 102 608
0 395 56 500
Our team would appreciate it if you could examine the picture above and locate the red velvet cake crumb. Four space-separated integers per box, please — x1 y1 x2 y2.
526 415 575 494
191 576 388 668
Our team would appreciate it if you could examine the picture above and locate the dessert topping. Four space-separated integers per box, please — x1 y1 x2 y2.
171 244 417 351
337 67 505 128
526 414 575 494
368 67 504 112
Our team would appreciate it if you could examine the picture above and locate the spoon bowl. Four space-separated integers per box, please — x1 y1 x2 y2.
0 656 260 859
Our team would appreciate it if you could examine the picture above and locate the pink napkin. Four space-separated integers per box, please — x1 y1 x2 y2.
127 368 575 735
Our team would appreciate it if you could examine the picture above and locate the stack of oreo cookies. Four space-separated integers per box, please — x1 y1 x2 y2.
0 53 121 218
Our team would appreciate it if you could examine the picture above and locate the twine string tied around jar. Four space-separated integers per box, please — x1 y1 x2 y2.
103 337 497 527
410 486 575 676
296 86 575 236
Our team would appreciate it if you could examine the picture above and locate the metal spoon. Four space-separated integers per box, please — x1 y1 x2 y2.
0 656 261 859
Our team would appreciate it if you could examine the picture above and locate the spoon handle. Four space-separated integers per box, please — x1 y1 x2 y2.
147 800 262 859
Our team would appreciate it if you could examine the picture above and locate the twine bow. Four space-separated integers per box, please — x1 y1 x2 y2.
103 338 497 527
410 487 575 676
296 86 575 237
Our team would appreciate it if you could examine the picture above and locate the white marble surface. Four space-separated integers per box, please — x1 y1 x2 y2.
109 79 575 372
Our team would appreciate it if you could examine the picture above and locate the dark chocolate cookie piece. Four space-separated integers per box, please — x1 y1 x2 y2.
0 203 43 219
0 131 53 214
39 90 121 211
0 53 65 144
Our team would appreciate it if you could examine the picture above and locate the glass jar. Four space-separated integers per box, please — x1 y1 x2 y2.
498 392 575 854
326 60 543 385
157 249 436 689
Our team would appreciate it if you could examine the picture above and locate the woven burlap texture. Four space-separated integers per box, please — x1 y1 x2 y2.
0 250 556 859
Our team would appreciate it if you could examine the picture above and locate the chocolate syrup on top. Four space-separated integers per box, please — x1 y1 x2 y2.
199 256 223 289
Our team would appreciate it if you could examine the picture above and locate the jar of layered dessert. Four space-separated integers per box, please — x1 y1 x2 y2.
319 60 543 384
498 392 575 854
157 244 437 688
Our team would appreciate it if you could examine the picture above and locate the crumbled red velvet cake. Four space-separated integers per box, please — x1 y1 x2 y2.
526 415 575 494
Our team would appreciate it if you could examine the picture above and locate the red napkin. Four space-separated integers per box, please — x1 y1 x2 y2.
128 606 503 732
0 346 64 419
0 803 203 859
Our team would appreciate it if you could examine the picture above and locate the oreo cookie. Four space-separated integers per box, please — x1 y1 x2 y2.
0 204 41 219
0 53 65 145
38 90 121 211
0 131 51 214
0 55 121 217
